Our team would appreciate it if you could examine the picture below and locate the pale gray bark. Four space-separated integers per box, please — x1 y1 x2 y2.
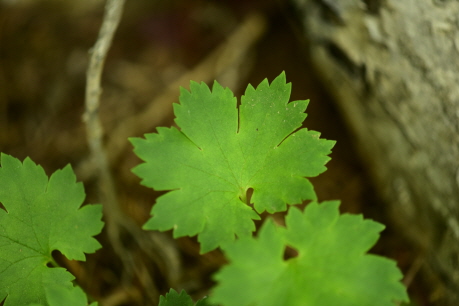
293 0 459 304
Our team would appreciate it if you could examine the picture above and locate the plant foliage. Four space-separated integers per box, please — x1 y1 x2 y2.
0 72 409 306
131 72 335 252
0 154 103 306
159 289 214 306
211 201 409 306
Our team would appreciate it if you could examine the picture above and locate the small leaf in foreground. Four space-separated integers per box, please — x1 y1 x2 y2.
0 154 104 306
131 72 335 252
45 285 98 306
159 289 214 306
211 201 409 306
159 289 193 306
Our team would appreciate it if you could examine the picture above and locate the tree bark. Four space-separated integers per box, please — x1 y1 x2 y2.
292 0 459 304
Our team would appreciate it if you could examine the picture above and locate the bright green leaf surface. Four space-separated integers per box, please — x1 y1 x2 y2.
0 154 104 306
29 286 99 306
211 201 409 306
131 72 335 252
45 285 96 306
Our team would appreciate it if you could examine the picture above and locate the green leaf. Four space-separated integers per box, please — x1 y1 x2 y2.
29 286 99 306
211 201 409 306
158 289 215 306
195 296 214 306
28 288 99 306
131 72 335 252
159 289 194 306
45 285 96 306
0 154 104 306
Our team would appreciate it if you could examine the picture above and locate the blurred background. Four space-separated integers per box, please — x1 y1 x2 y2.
0 0 427 305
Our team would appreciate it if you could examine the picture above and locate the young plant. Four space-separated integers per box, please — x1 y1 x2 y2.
0 73 409 305
132 72 410 305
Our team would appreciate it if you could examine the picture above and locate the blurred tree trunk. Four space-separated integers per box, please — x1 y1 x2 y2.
292 0 459 304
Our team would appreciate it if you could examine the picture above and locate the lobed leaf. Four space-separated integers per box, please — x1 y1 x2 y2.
0 154 104 306
131 72 335 252
211 201 410 306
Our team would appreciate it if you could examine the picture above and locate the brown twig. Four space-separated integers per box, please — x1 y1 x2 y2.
83 0 128 283
84 0 182 303
84 0 125 222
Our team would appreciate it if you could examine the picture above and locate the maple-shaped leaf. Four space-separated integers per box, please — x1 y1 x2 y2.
158 289 214 306
131 72 334 252
0 154 104 306
211 201 409 306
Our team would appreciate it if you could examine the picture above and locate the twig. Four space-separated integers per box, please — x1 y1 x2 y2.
84 0 181 301
84 0 135 289
84 0 124 221
84 0 130 272
403 254 424 288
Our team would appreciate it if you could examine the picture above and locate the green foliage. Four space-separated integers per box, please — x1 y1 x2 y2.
0 154 104 306
30 286 98 306
158 289 214 306
131 72 335 252
211 201 409 306
0 72 409 306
